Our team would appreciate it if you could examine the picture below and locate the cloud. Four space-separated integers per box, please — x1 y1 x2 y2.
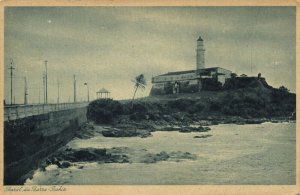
4 6 296 103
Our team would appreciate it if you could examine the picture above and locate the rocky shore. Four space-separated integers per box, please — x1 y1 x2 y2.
38 145 198 172
74 114 295 140
86 94 295 139
108 116 293 138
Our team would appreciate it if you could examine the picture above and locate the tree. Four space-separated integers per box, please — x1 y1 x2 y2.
131 74 146 108
279 86 289 93
258 73 261 78
231 73 237 79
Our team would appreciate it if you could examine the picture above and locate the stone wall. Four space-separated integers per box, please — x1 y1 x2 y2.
4 107 87 185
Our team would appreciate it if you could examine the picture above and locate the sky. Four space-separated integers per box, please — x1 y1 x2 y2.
4 6 296 103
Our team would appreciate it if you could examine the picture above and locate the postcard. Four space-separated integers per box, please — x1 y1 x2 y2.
1 1 299 194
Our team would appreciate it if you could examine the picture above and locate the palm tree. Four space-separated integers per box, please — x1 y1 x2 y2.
131 74 146 108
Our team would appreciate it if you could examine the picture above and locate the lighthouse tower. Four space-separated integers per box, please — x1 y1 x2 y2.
196 36 205 70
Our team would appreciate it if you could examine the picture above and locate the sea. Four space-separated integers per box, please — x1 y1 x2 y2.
25 122 296 185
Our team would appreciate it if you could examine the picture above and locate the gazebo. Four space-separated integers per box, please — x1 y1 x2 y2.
96 88 110 99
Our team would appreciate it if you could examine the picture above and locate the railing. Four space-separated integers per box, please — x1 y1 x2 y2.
4 102 89 121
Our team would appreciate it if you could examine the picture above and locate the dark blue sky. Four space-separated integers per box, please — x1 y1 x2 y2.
4 6 296 102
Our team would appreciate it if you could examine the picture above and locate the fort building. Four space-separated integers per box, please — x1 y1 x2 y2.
151 36 232 95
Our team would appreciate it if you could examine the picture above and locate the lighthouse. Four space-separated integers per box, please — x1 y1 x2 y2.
196 36 205 70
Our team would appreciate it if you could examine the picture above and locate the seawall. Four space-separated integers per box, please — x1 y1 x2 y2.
4 106 87 185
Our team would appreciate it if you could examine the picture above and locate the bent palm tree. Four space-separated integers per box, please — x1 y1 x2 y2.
131 74 146 108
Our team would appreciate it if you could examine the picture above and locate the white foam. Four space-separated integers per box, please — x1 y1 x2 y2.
45 164 58 171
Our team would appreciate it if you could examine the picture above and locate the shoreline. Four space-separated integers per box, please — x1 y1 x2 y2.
101 116 295 138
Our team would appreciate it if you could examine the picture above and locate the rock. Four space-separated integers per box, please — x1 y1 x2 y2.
142 151 170 164
145 114 150 120
169 151 197 160
179 127 192 133
161 125 211 133
141 150 197 164
72 149 102 161
135 123 155 130
102 129 137 137
138 130 152 138
48 148 130 165
114 122 155 131
245 119 263 124
75 122 96 139
82 122 95 130
149 113 160 120
172 112 183 121
102 128 152 138
45 158 52 165
197 126 205 131
203 126 211 131
198 120 212 126
162 115 175 123
194 134 212 139
59 161 72 168
186 126 211 132
114 123 136 129
51 157 60 166
211 120 219 125
160 126 180 131
39 160 48 171
108 154 130 163
108 147 130 153
130 112 149 121
205 116 212 120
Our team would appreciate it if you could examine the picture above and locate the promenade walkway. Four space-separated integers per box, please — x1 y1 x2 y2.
4 102 88 121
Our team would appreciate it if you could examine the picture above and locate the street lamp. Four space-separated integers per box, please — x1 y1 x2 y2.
84 82 89 102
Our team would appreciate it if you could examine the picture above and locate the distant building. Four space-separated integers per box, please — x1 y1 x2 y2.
151 36 232 95
97 88 110 99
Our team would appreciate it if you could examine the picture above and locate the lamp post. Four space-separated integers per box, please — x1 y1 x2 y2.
45 60 48 104
9 59 15 105
84 82 89 102
73 75 76 103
